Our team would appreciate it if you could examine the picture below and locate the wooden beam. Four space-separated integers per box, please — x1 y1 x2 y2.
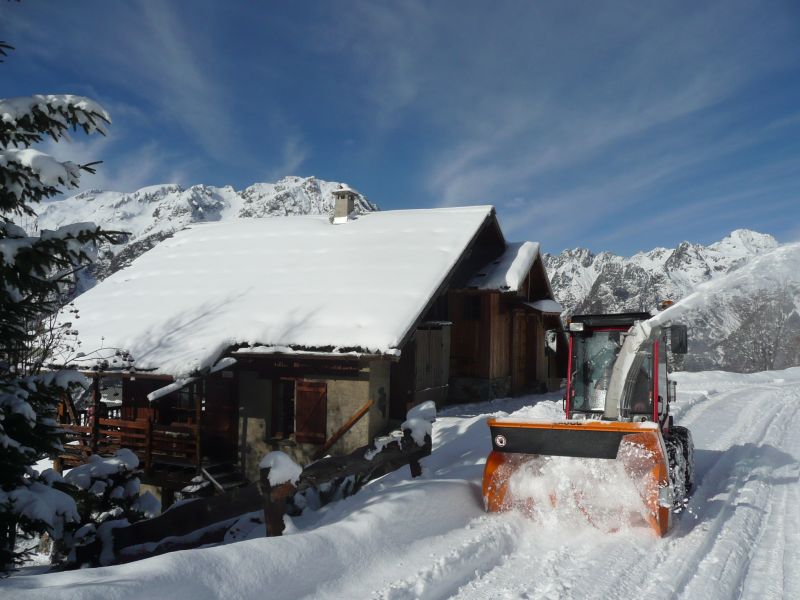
312 398 374 460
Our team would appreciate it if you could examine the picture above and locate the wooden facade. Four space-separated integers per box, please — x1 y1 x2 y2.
446 272 566 402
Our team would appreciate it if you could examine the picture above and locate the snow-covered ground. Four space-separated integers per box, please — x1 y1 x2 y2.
6 368 800 600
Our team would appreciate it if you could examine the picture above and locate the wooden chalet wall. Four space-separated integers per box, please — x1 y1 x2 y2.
389 323 451 420
390 213 506 416
447 254 565 403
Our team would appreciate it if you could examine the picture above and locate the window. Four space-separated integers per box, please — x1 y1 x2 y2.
174 383 195 423
570 331 622 412
271 379 295 438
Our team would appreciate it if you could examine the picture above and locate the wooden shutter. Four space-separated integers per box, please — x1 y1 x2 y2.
294 381 327 444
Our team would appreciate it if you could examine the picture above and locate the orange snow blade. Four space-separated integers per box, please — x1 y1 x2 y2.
482 419 672 536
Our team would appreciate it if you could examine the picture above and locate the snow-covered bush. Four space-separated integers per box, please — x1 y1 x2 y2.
59 449 160 564
0 28 122 570
0 373 87 569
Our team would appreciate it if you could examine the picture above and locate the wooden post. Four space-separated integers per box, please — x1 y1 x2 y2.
259 468 288 537
54 395 65 474
90 373 101 454
408 457 422 478
195 380 202 468
145 418 153 472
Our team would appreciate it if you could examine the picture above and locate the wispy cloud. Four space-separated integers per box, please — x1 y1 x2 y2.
4 1 239 163
326 1 799 249
316 0 436 132
5 0 798 252
267 135 310 181
37 134 189 195
109 1 237 161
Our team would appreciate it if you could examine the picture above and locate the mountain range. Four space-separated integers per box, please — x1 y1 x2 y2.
543 231 800 372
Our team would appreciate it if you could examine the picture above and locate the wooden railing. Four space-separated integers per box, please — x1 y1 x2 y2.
59 418 199 470
59 424 93 467
150 422 199 466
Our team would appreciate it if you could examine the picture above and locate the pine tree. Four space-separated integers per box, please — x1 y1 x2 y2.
0 37 122 570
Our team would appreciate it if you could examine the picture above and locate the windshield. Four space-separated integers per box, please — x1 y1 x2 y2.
571 331 622 413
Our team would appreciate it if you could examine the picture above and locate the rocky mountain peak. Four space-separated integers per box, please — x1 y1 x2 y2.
544 230 778 318
543 230 790 372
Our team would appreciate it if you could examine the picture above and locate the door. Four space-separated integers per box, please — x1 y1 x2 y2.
202 375 238 461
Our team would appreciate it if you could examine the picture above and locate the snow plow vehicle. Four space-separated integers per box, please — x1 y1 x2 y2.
482 312 694 536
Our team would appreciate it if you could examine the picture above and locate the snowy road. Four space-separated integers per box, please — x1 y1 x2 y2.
5 368 800 600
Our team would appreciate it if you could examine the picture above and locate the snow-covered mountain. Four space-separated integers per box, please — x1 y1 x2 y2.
545 233 799 373
26 176 376 285
543 229 778 318
657 241 800 373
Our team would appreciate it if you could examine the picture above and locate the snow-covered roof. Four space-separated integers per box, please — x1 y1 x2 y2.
62 206 494 377
467 241 541 292
522 299 563 314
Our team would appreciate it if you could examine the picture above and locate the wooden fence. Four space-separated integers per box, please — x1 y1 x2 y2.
71 428 432 567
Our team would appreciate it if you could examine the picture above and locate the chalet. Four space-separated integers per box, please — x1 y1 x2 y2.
57 191 566 500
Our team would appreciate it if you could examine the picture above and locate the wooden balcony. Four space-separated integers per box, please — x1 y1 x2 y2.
59 417 200 471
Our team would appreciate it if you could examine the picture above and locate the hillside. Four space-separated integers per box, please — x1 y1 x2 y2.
25 175 376 287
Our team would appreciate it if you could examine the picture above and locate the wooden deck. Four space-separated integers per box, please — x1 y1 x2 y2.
59 417 200 471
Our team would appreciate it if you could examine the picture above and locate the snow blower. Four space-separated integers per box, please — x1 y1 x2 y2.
482 312 694 536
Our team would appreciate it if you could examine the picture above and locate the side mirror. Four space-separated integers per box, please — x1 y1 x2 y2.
545 329 558 356
670 324 688 354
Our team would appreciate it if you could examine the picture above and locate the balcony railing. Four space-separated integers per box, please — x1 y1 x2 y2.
59 417 199 470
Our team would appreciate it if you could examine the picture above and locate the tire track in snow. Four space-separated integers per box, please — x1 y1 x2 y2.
736 440 799 600
690 383 800 600
371 515 524 600
450 523 650 600
648 383 799 599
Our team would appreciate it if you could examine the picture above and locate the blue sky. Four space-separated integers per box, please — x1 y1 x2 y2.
3 1 800 254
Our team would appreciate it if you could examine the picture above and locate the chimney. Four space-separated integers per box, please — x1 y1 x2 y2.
332 185 356 224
